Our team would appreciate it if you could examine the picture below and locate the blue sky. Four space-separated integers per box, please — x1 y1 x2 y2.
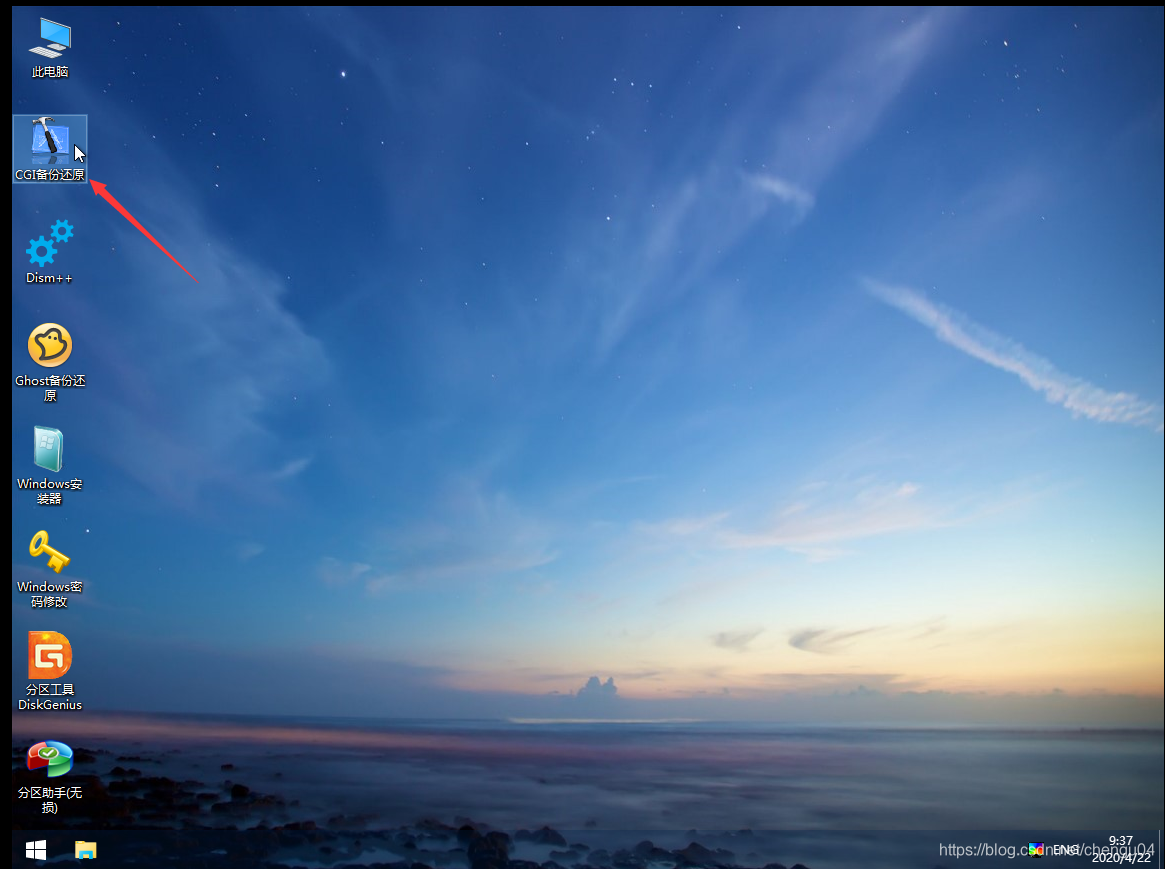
11 7 1164 724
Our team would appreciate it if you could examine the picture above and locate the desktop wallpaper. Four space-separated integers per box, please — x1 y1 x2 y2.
10 6 1164 868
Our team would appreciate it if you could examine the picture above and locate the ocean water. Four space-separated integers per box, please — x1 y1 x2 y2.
13 713 1163 833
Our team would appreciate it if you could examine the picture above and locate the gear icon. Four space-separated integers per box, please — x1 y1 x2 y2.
50 219 74 243
26 236 58 268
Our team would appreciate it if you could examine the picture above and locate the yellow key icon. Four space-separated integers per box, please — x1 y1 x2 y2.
30 530 71 573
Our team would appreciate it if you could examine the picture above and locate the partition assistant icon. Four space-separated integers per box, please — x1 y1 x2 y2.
27 740 74 777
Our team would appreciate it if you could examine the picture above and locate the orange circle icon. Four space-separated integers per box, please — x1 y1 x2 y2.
28 323 73 367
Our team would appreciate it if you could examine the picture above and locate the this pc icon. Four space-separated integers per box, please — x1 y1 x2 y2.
30 18 71 59
34 427 63 472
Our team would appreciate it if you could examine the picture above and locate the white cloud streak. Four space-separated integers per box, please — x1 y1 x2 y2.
237 542 266 562
719 481 937 551
712 627 765 652
586 9 957 359
746 173 815 215
270 457 313 481
869 281 1164 431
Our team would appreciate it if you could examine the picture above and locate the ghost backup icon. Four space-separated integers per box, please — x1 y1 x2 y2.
27 322 72 367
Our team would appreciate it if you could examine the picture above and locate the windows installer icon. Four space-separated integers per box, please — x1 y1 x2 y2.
34 426 63 472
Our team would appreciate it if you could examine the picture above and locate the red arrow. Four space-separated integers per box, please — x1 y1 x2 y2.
89 179 197 282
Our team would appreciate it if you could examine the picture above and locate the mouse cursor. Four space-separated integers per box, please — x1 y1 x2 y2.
73 144 85 162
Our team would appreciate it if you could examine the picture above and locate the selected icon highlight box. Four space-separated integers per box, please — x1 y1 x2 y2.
11 113 90 181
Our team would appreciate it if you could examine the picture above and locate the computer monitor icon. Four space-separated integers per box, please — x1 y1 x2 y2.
30 18 71 59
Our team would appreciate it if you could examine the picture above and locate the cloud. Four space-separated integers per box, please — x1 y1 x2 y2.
789 627 884 655
582 10 955 360
746 173 815 215
364 575 399 595
316 557 401 594
763 10 953 193
373 479 560 585
790 619 952 655
270 457 313 481
301 9 959 410
237 542 265 562
636 513 729 537
315 480 559 596
869 281 1164 431
659 573 764 607
719 480 940 552
317 557 373 587
712 627 764 652
577 676 618 699
518 668 663 684
636 479 961 562
910 618 948 642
